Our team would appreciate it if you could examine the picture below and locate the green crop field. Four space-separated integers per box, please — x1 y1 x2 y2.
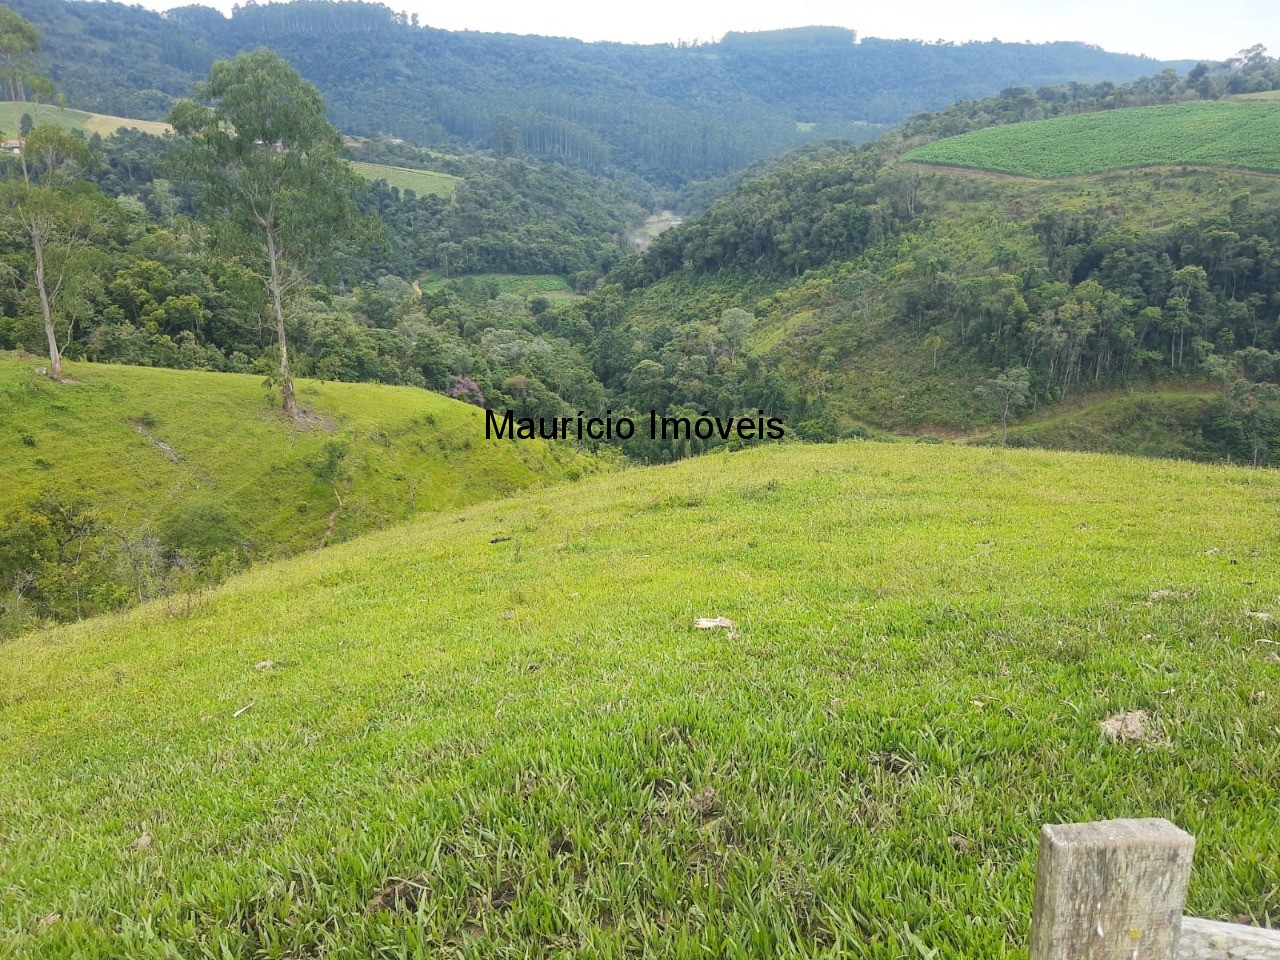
905 101 1280 177
352 161 462 198
1228 90 1280 102
0 101 171 138
2 441 1277 958
0 355 575 561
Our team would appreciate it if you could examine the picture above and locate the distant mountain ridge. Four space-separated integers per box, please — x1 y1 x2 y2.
8 0 1187 185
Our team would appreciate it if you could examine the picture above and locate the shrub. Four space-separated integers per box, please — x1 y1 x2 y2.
159 500 246 565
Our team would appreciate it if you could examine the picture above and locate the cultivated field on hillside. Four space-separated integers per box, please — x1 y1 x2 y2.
2 442 1276 958
0 101 171 138
1228 90 1280 102
905 101 1280 177
351 161 461 198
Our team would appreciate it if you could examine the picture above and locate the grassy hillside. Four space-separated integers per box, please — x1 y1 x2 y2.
990 390 1220 458
350 161 461 198
0 101 170 138
904 101 1280 177
0 353 581 561
2 442 1277 957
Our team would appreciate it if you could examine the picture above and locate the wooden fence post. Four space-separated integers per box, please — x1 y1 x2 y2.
1029 818 1195 960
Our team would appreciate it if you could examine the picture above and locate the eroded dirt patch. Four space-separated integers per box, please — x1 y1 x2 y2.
367 875 428 913
131 420 183 462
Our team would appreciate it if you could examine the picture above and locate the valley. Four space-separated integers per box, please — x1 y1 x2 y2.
1 4 1279 956
627 210 684 252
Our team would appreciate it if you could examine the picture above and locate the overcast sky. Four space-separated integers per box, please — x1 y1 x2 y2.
139 0 1278 62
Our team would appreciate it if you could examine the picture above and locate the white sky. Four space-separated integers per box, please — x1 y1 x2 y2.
138 0 1279 62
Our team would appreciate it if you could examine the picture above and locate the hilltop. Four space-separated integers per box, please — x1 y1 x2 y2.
0 356 588 634
10 0 1181 186
2 441 1277 956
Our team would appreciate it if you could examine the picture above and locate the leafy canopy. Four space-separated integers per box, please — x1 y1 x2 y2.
168 48 367 268
0 7 50 104
18 125 91 185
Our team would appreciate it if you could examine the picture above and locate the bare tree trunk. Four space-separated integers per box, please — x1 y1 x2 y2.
264 225 299 419
32 227 62 381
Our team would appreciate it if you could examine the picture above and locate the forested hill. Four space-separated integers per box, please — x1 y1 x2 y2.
10 0 1179 185
538 60 1280 462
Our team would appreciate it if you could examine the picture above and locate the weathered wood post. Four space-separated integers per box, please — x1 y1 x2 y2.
1029 819 1280 959
1030 818 1195 959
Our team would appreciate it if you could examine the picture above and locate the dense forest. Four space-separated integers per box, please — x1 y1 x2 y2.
87 128 652 282
7 0 1183 186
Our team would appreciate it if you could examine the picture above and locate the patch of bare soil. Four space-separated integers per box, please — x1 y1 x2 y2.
130 420 183 462
367 875 429 913
870 750 916 776
257 406 337 431
688 785 720 825
319 506 341 548
488 877 517 912
295 409 337 431
1100 709 1168 746
547 830 575 859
